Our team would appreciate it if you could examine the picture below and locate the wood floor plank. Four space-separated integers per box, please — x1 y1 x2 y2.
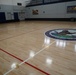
0 21 76 75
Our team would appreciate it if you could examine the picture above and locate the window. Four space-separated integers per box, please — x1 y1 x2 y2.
44 0 51 3
26 0 76 7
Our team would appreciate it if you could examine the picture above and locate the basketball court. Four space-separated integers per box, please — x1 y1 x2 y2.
0 21 76 75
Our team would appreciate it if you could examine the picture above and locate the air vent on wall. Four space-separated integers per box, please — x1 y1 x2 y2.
17 3 22 6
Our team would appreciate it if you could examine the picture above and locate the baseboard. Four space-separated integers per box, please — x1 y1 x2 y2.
0 20 20 23
25 18 76 22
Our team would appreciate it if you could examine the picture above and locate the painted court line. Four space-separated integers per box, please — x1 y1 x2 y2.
0 41 55 75
0 48 50 75
19 41 55 66
0 25 50 41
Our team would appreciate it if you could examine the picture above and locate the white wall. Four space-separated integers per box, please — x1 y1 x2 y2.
25 2 66 18
0 0 31 21
0 0 12 5
25 1 76 18
0 0 31 6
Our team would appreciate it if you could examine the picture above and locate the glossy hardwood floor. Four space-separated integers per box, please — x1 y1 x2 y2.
0 21 76 75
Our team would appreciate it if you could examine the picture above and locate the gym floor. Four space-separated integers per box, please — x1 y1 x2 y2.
0 21 76 75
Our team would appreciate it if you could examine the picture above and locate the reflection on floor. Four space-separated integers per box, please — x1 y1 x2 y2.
0 21 76 75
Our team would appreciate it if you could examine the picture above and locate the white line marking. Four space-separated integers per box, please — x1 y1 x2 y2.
4 68 14 75
4 41 55 75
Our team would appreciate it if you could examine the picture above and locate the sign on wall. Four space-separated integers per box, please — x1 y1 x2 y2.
32 9 38 15
67 5 76 13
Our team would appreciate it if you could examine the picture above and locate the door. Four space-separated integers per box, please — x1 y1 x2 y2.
5 12 14 21
0 12 6 22
14 12 19 21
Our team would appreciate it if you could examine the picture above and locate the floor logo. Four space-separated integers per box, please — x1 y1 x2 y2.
45 29 76 41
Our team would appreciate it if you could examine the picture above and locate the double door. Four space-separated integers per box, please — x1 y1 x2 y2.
5 12 14 21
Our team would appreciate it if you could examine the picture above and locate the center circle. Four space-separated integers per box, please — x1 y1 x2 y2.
45 29 76 41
